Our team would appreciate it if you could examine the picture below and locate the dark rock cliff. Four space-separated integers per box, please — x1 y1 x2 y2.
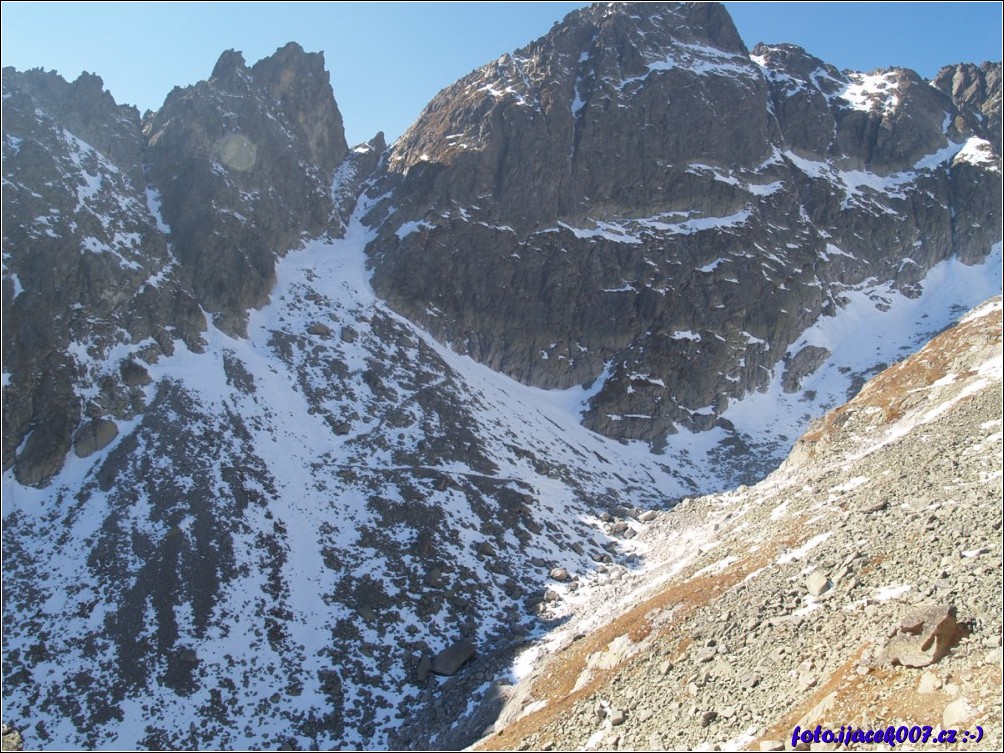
3 43 370 487
2 68 204 487
143 42 348 336
365 2 1001 448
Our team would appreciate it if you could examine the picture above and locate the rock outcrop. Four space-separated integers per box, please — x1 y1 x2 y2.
365 2 1001 458
933 61 1002 152
143 42 348 335
431 640 477 676
2 67 204 487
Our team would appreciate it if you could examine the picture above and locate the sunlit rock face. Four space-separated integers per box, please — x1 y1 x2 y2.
366 1 1001 452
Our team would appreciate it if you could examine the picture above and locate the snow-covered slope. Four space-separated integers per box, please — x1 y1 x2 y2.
3 184 1001 748
2 193 676 749
2 3 1002 750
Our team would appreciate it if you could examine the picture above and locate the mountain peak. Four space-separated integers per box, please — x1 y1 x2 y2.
251 40 326 80
585 1 746 51
210 48 247 79
70 69 107 93
143 40 348 335
387 0 766 229
750 41 839 79
371 0 999 451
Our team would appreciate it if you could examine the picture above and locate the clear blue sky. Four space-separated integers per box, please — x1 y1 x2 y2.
2 2 1001 146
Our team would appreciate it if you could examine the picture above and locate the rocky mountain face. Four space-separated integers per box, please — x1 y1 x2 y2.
143 43 349 336
3 43 372 489
366 2 1001 464
2 2 1001 750
2 68 205 488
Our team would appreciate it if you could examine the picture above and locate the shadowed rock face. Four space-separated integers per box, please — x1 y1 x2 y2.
365 1 1001 449
2 67 206 487
3 43 364 487
144 42 348 336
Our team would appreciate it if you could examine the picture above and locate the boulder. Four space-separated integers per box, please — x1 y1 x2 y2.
883 604 958 667
73 418 119 458
120 359 152 386
14 410 75 486
430 640 476 676
695 646 717 664
805 570 831 597
942 697 975 728
549 567 571 582
782 345 831 393
308 322 332 337
415 655 432 683
918 672 943 694
475 541 496 557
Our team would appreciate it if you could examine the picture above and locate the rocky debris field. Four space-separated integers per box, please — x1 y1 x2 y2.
467 298 1003 751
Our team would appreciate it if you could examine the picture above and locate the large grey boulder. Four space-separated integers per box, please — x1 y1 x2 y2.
782 346 831 394
430 640 476 676
883 604 959 667
73 418 119 458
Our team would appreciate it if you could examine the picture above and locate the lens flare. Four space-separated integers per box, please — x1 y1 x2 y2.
218 133 257 171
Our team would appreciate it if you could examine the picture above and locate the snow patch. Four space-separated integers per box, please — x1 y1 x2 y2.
395 219 435 239
954 137 999 171
873 584 912 601
620 40 759 89
839 71 900 115
777 532 832 564
145 187 172 233
671 330 702 342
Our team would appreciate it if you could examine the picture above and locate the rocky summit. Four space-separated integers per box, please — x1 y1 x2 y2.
1 3 1001 750
366 1 1000 470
